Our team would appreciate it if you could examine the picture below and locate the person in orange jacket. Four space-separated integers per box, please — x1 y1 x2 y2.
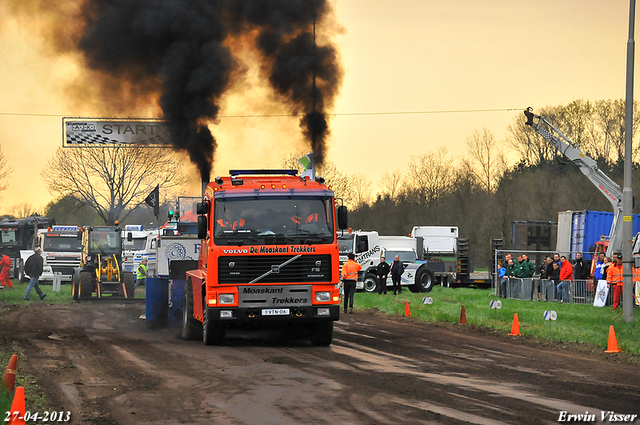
607 253 624 310
557 255 573 303
633 264 640 308
341 253 362 314
0 254 12 289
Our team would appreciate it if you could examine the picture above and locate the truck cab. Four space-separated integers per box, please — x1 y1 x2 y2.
20 226 82 283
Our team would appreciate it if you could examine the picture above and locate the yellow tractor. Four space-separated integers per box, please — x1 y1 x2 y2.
71 226 135 299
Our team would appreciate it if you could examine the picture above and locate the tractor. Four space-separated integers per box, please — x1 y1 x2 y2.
71 225 135 299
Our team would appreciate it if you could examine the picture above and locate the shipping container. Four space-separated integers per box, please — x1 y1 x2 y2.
556 210 640 260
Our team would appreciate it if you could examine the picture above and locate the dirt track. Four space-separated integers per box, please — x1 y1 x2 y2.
1 301 640 425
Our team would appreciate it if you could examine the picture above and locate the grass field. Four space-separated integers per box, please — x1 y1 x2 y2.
354 286 640 354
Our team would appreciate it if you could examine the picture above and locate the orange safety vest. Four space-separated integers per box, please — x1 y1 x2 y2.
341 259 362 281
633 267 640 284
607 262 624 286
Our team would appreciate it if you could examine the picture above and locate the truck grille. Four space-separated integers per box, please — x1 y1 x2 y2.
218 254 332 284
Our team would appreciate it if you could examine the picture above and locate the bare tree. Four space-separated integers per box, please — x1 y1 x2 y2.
404 147 453 209
42 147 187 225
466 128 506 193
379 170 403 201
0 145 13 200
6 203 39 219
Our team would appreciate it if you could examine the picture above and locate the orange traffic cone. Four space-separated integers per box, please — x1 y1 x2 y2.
459 305 467 324
404 300 412 316
2 354 17 393
508 313 521 336
8 386 26 425
605 325 621 353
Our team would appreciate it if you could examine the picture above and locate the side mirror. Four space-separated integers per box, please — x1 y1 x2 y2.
198 215 207 240
337 206 348 230
196 200 209 215
127 232 133 242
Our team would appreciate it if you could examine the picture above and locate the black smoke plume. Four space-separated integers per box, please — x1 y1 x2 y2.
70 0 342 177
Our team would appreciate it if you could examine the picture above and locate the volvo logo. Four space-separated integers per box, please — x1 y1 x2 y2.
271 265 280 273
315 260 322 267
229 262 235 269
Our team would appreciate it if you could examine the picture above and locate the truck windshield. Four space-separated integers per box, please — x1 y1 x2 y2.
43 234 82 252
0 228 17 244
123 237 147 250
385 250 417 263
338 236 354 254
214 197 335 245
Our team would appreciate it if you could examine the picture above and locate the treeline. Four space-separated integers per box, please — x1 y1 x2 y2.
345 99 640 268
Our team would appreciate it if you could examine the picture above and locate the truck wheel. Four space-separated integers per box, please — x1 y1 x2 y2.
79 271 95 299
122 272 135 298
181 280 202 340
71 271 79 301
362 273 378 293
18 260 28 283
414 268 434 293
310 321 333 346
203 307 225 346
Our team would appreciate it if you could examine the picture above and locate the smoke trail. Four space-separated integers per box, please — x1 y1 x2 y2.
23 0 342 176
226 0 343 167
77 0 234 181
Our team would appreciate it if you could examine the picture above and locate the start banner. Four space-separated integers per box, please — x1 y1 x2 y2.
63 118 171 147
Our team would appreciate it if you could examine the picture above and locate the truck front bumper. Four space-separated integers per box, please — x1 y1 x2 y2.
206 305 340 325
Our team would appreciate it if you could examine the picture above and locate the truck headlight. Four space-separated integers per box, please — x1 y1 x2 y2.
218 294 235 304
315 291 331 302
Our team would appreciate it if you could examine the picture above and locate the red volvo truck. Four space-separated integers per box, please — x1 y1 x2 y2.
183 169 347 346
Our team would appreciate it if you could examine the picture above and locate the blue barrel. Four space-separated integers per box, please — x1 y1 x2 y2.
168 279 186 327
145 277 169 329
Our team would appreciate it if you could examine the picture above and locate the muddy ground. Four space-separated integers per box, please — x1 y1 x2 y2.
1 301 639 425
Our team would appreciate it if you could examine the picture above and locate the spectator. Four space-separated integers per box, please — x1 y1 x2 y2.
135 258 148 289
390 255 406 295
522 254 535 278
23 248 46 301
602 256 612 281
514 255 527 278
537 256 553 300
593 252 606 282
558 255 573 302
501 253 513 270
553 253 561 268
501 259 516 298
0 253 12 289
607 253 624 310
341 253 362 314
375 256 390 295
573 252 589 280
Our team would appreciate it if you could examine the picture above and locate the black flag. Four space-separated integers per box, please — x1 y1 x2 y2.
144 185 159 219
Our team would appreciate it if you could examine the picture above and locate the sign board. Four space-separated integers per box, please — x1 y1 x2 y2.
490 300 502 309
63 118 171 147
422 297 433 305
544 310 557 321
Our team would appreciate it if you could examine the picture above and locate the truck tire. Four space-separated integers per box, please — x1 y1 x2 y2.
18 260 28 283
310 321 333 346
362 273 378 293
79 271 95 299
181 280 202 340
202 306 225 345
122 272 135 298
414 267 434 293
71 270 80 301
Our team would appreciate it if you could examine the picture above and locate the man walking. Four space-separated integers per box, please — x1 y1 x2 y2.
340 253 361 314
24 248 46 301
376 256 390 294
135 258 148 289
390 255 406 295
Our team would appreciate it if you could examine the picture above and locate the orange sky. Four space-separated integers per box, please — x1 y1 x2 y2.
0 0 634 214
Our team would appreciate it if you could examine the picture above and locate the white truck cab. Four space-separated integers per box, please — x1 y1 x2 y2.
19 225 82 282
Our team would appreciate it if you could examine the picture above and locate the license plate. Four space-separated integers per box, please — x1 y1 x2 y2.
262 308 290 316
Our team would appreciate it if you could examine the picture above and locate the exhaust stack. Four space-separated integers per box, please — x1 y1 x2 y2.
202 180 209 198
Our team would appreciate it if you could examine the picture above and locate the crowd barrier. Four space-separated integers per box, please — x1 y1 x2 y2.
498 278 614 305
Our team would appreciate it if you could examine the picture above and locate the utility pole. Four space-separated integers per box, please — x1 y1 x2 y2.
622 0 635 322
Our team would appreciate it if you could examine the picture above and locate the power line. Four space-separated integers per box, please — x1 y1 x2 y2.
0 107 522 119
